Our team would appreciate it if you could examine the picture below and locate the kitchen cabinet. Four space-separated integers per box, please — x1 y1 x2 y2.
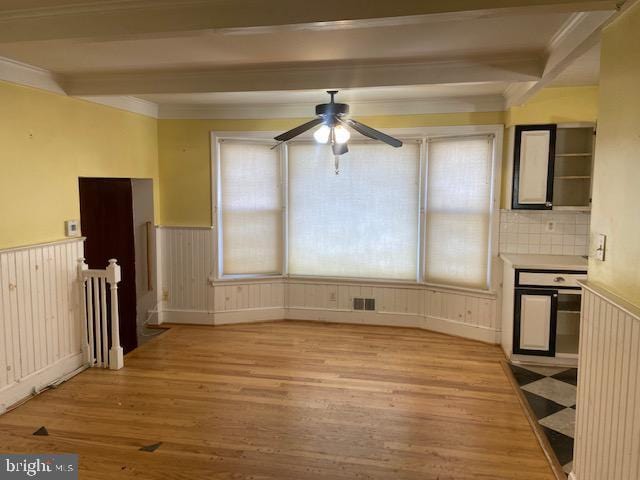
511 124 556 210
514 289 557 356
501 254 587 366
508 123 595 211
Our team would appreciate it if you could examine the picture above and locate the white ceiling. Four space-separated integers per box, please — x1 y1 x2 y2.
551 43 601 86
0 13 569 74
0 1 615 115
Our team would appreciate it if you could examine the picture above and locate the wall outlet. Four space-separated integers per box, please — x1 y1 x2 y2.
545 221 556 233
162 289 169 301
328 291 336 302
595 233 606 261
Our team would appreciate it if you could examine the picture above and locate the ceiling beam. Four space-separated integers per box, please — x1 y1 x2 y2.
505 8 617 106
63 54 543 96
0 0 620 43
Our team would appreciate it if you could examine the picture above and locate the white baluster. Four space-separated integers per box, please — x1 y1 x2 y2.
106 259 124 370
93 277 102 367
77 258 91 366
100 278 108 367
86 274 95 366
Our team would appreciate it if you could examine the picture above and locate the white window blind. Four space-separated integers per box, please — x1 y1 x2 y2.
424 136 493 289
287 142 420 280
218 141 283 276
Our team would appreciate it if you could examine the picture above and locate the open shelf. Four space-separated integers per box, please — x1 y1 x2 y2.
557 334 580 355
552 125 594 209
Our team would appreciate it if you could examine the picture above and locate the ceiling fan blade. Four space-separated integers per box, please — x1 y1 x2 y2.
332 143 348 156
341 118 403 148
274 117 324 142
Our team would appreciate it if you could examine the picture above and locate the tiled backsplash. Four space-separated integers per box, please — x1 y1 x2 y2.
499 210 590 255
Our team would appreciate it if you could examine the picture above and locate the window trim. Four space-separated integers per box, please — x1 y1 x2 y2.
212 136 287 280
210 125 503 290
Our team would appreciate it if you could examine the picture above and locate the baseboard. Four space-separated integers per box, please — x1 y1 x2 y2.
214 308 286 325
286 308 425 328
158 309 214 325
0 352 86 414
155 307 501 344
425 315 500 344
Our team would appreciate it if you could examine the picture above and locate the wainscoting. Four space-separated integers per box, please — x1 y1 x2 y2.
571 282 640 480
0 238 86 412
156 226 500 343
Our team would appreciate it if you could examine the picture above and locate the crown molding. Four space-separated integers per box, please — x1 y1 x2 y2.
76 95 159 118
0 55 65 94
158 95 506 119
0 55 159 118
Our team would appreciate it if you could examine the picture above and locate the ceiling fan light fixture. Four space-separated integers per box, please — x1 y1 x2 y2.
313 124 331 144
333 125 350 144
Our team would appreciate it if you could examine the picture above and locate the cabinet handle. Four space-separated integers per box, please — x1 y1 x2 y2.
553 276 566 282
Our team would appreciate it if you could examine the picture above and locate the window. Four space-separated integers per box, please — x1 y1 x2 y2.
287 142 420 280
217 140 283 276
214 130 497 289
424 136 493 289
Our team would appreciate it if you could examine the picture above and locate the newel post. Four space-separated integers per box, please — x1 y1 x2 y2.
77 258 91 365
106 259 124 370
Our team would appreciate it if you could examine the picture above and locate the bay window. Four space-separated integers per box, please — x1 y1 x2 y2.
214 128 498 290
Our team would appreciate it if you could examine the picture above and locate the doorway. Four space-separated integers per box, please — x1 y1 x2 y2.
79 178 155 354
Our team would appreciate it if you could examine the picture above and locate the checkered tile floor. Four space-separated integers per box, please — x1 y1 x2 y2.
509 363 577 476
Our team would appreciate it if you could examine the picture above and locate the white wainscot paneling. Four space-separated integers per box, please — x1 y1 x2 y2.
156 227 499 342
0 239 86 412
287 282 425 328
156 226 214 324
157 226 285 325
213 281 286 325
424 289 499 343
571 283 640 480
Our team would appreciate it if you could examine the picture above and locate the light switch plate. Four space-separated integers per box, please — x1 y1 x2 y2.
65 220 80 237
595 233 606 261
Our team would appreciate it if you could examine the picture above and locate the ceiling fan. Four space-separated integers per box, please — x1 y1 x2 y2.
274 90 403 157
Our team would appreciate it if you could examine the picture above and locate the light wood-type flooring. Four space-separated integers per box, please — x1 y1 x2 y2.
0 321 554 479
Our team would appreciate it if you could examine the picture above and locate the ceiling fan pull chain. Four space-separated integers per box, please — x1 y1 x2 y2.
334 155 340 175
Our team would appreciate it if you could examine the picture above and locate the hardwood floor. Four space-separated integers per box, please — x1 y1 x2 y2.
0 321 554 479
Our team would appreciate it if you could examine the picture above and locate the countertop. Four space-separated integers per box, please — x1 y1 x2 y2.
500 254 588 270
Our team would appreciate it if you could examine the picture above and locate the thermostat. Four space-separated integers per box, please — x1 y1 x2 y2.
65 220 80 237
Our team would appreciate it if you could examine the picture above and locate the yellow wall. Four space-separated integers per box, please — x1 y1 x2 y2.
158 112 504 226
505 86 599 127
0 76 600 254
588 2 640 307
0 80 159 249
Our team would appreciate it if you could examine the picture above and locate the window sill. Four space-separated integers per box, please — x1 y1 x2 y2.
210 274 496 298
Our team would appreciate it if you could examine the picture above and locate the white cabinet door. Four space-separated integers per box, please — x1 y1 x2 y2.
512 125 556 209
514 290 557 356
